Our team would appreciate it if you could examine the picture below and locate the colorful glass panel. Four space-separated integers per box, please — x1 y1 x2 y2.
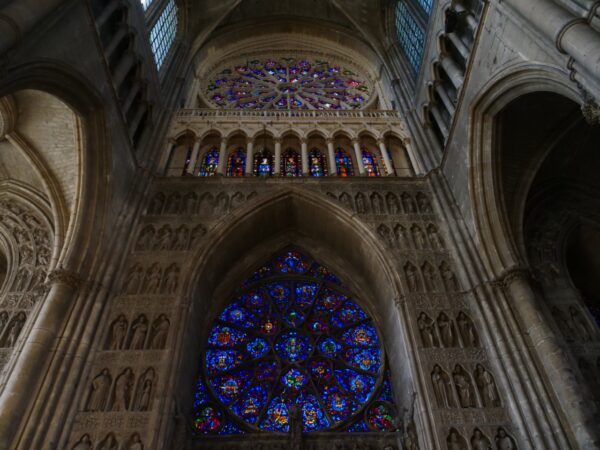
362 150 380 177
309 149 328 177
197 249 397 435
335 148 354 177
253 150 274 176
199 148 219 177
205 58 371 110
227 149 246 177
281 149 302 177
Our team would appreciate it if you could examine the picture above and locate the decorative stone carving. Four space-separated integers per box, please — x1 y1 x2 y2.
432 365 455 408
569 306 592 341
355 192 367 213
394 224 410 248
339 192 354 211
198 193 214 215
471 428 492 450
165 193 182 214
411 225 426 249
107 315 128 350
86 369 112 412
189 224 207 248
453 365 476 408
456 312 478 347
416 192 433 213
474 364 500 407
417 312 438 348
124 265 144 295
149 193 166 215
494 428 517 450
144 264 163 294
401 192 416 213
447 428 468 450
97 432 118 450
427 224 444 250
133 368 155 411
71 434 92 450
440 262 459 292
422 262 438 292
125 433 144 450
405 262 422 293
377 224 394 247
149 314 170 349
111 368 134 411
182 192 198 214
215 192 229 214
437 312 456 347
370 193 384 214
386 192 400 214
162 264 180 294
129 315 148 350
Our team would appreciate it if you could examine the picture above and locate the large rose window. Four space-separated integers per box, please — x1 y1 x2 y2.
204 58 372 110
193 250 397 435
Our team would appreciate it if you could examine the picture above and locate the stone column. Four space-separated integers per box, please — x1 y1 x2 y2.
186 138 201 176
377 139 394 176
301 138 309 176
326 139 336 176
245 141 254 176
352 139 366 175
216 138 227 175
274 138 282 176
502 269 600 449
440 56 464 90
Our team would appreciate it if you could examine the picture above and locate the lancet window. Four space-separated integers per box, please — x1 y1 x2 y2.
281 150 302 177
227 149 246 177
335 149 354 177
362 151 381 177
309 149 327 177
149 0 178 69
254 151 274 177
199 149 219 177
395 1 427 74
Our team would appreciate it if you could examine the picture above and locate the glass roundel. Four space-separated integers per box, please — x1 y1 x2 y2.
194 250 397 435
205 57 371 110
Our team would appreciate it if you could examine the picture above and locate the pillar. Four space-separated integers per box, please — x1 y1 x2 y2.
245 141 254 176
352 139 366 175
186 138 201 176
301 138 309 176
377 139 394 176
216 138 227 175
274 138 282 175
326 139 336 176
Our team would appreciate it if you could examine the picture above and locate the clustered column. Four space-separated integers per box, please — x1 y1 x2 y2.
216 138 227 175
274 138 282 176
245 141 254 176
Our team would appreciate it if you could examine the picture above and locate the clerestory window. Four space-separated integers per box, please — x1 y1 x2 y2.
149 0 178 69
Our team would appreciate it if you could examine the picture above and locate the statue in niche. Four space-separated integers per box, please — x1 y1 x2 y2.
402 391 418 450
394 224 410 248
37 246 50 266
157 226 173 251
198 193 214 215
0 311 8 332
453 366 476 408
447 429 467 450
71 434 92 450
456 312 478 347
4 312 26 347
133 369 155 411
172 226 190 250
355 193 367 214
370 193 383 215
474 364 500 407
86 368 111 411
411 225 426 249
124 266 143 295
20 243 33 263
108 315 128 350
495 428 516 450
14 266 30 292
401 193 416 213
165 193 182 214
189 225 206 249
431 365 454 408
339 193 354 212
471 429 492 450
405 263 421 293
149 315 170 349
569 306 592 341
136 226 155 251
422 263 437 292
182 192 197 214
149 193 165 215
145 264 162 294
377 225 394 248
437 313 456 347
427 224 444 250
440 262 459 292
416 193 432 213
215 193 229 214
417 312 438 347
126 433 144 450
162 264 180 294
112 368 134 411
97 433 118 450
129 315 148 350
387 193 400 214
231 192 244 208
551 307 574 340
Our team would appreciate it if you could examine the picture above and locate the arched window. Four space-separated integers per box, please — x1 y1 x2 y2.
227 149 246 177
309 149 328 177
395 1 426 75
199 148 219 177
149 0 178 69
254 150 274 177
335 148 354 177
193 250 398 435
140 0 153 10
281 149 302 177
362 151 381 177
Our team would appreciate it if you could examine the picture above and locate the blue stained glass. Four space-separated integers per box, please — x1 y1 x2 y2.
275 331 313 362
295 282 320 309
299 392 330 431
341 323 379 347
308 315 330 333
348 419 369 432
310 264 341 284
246 337 270 359
331 301 368 328
259 317 280 335
379 376 394 402
343 348 381 373
282 149 302 177
254 360 278 382
315 288 347 312
322 385 359 422
218 421 244 435
219 304 256 328
194 405 223 433
335 148 354 177
232 384 268 423
227 149 246 177
266 282 291 310
254 151 273 177
199 148 219 177
284 309 306 327
245 265 273 284
211 370 251 404
282 368 309 390
366 402 396 431
335 369 376 403
309 149 327 177
362 151 381 177
206 350 244 375
318 337 342 357
275 251 311 273
261 396 290 432
194 379 209 408
308 359 333 381
208 326 248 348
241 290 267 312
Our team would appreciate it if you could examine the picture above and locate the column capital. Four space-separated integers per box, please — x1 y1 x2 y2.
168 137 177 146
377 137 386 145
325 137 334 145
497 266 533 292
48 268 83 290
300 137 308 144
273 137 282 144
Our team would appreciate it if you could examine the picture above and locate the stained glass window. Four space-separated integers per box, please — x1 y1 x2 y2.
254 150 274 177
194 250 397 435
395 1 426 75
281 149 302 177
362 151 381 177
199 148 219 177
309 149 327 177
416 0 433 14
140 0 153 10
149 0 177 69
335 148 354 177
205 58 371 110
227 149 246 177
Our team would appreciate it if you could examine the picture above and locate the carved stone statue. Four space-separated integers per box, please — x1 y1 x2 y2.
427 224 444 249
411 225 426 249
475 364 500 407
0 311 7 332
416 193 432 213
112 368 134 411
162 264 180 294
437 313 456 347
127 433 144 450
172 226 190 250
417 312 438 348
124 266 143 295
370 193 383 214
134 369 155 411
108 315 128 350
4 312 25 347
136 226 155 251
456 312 478 347
355 193 367 214
378 225 394 248
189 225 206 249
387 193 400 214
394 224 410 248
145 264 162 294
495 428 516 450
87 369 111 411
440 262 459 291
71 434 92 450
402 391 418 450
149 315 170 349
402 193 416 213
405 263 421 293
157 225 173 250
431 365 454 408
129 315 148 350
471 428 492 450
453 366 476 408
447 429 467 450
422 263 437 292
569 306 592 341
97 433 118 450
